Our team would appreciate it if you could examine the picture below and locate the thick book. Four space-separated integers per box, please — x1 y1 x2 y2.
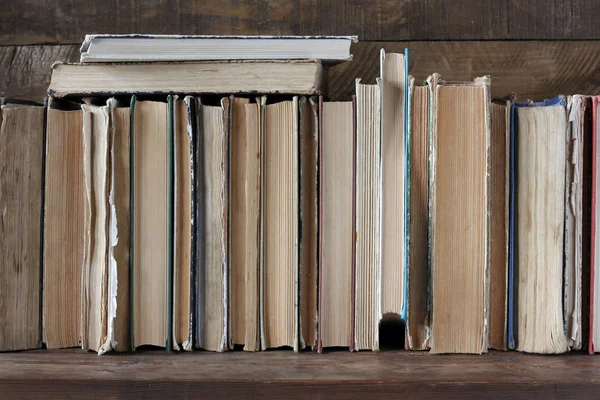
380 49 408 325
489 99 510 351
354 79 382 351
405 78 430 351
130 96 173 350
429 74 490 354
48 61 328 98
590 96 600 353
80 34 357 63
229 97 261 351
260 98 301 351
195 98 230 352
508 97 569 354
43 100 85 349
0 101 45 352
317 98 356 352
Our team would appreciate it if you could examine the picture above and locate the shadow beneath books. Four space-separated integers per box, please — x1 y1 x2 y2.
379 313 405 350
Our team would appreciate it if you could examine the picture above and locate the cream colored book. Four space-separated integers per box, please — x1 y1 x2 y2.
0 102 44 352
43 103 85 349
354 79 382 351
514 98 568 354
261 98 300 350
48 61 328 98
429 74 490 354
195 98 229 352
317 99 355 351
131 98 169 349
380 49 407 323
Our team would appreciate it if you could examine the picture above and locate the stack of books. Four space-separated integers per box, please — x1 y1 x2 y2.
1 35 599 355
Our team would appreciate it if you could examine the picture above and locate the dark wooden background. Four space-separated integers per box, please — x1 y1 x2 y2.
1 0 599 101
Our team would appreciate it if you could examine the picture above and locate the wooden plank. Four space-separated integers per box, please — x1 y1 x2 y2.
1 0 598 45
2 41 599 103
329 41 600 101
0 350 599 398
0 46 78 102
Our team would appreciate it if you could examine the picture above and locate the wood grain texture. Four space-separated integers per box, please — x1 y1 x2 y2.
1 0 598 44
2 41 599 104
0 350 600 398
329 41 600 102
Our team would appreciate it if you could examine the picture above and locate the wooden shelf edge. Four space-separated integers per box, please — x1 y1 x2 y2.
1 350 599 398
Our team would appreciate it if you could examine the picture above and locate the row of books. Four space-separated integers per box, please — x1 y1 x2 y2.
0 35 599 355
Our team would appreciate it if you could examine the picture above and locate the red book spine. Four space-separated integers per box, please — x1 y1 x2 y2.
590 96 599 354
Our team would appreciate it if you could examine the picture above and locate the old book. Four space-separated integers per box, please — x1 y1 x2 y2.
590 96 600 353
261 98 300 350
429 75 490 354
196 98 229 352
173 96 195 351
354 79 381 351
564 95 587 351
107 99 131 352
299 97 318 350
131 97 171 349
230 97 261 351
488 99 510 351
317 99 355 351
0 102 44 351
43 102 85 349
80 35 356 63
80 102 110 353
48 61 327 98
405 78 430 351
380 49 408 324
512 98 568 354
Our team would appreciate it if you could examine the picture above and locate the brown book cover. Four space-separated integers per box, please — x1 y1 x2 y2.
0 102 45 351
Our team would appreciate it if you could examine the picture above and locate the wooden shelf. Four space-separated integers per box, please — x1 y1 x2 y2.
1 349 599 398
